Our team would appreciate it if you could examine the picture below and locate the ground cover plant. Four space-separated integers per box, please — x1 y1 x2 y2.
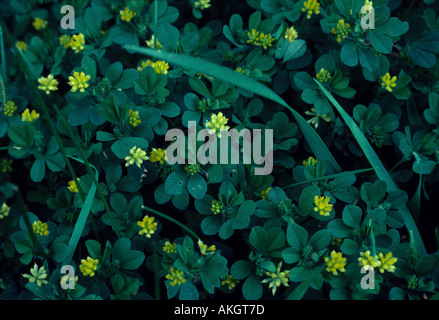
1 0 439 300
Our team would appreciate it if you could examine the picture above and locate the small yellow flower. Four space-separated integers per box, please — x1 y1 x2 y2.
128 109 142 127
302 0 320 19
125 146 149 168
32 17 47 30
68 71 91 93
163 241 177 254
313 195 333 216
324 250 347 275
38 74 59 95
69 34 85 53
165 267 186 286
149 148 167 165
79 256 99 277
211 200 223 215
331 19 351 43
377 252 397 273
303 156 318 167
21 108 40 122
3 101 17 117
60 274 78 288
331 237 343 246
184 163 201 175
358 250 381 270
120 7 136 22
363 0 373 15
235 67 246 75
407 275 418 290
261 187 272 200
380 73 397 92
137 215 158 238
137 60 169 74
33 220 49 236
194 0 211 10
316 68 331 83
261 262 290 295
0 159 13 173
305 107 332 129
221 274 239 290
145 34 163 50
67 179 79 193
247 29 274 50
22 263 49 287
59 35 71 49
15 41 27 51
198 239 216 255
205 112 230 138
0 203 10 219
284 26 298 43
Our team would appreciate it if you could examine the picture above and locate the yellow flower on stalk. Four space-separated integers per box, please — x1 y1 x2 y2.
69 34 85 53
377 252 397 273
331 19 351 43
21 108 40 123
128 109 142 127
313 195 333 216
145 34 163 50
0 203 10 219
67 179 79 193
198 239 216 255
358 250 381 270
165 267 186 286
303 156 318 167
3 101 17 117
284 26 298 43
15 41 27 51
194 0 211 10
261 262 290 295
324 250 347 275
221 274 239 290
261 187 272 200
125 146 149 168
184 163 201 175
247 29 274 50
79 257 99 277
149 148 167 165
120 7 136 22
380 73 397 92
38 74 59 95
22 263 49 287
211 200 222 215
33 220 49 236
163 241 177 254
316 68 331 83
32 17 47 30
0 159 13 173
205 112 230 138
137 215 158 238
302 0 320 19
68 71 90 93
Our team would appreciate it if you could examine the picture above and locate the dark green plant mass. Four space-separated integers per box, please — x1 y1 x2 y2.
0 0 439 300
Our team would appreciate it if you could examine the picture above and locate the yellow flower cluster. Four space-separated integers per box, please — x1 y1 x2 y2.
128 109 142 127
21 108 40 123
69 34 86 53
120 7 136 22
316 68 331 83
0 203 10 219
146 34 163 50
33 220 49 236
261 262 290 295
137 215 158 238
125 146 149 168
38 74 59 95
313 195 333 216
165 267 186 286
381 73 397 92
235 67 246 75
303 156 318 167
284 26 298 43
194 0 211 10
15 41 27 51
0 159 13 173
198 239 216 255
184 163 201 175
79 256 99 277
211 200 223 215
32 17 47 30
247 29 274 50
331 19 351 43
138 60 169 74
205 112 230 138
68 71 91 93
149 148 167 165
302 0 320 19
358 250 397 273
163 241 177 254
221 274 239 290
67 179 79 193
22 263 49 287
261 187 272 200
3 101 17 117
325 250 347 275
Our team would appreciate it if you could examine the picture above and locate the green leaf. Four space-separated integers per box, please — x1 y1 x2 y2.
341 43 358 67
187 173 207 199
30 158 45 182
157 23 180 52
231 260 255 279
342 205 362 229
328 219 353 238
242 274 262 300
165 172 188 195
286 223 308 250
85 239 102 259
369 31 392 54
120 250 145 270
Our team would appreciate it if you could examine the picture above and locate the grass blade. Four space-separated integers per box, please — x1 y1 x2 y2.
315 80 426 255
123 45 342 174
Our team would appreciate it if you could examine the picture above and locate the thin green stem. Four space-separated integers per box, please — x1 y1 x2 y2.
142 205 200 240
0 27 7 84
